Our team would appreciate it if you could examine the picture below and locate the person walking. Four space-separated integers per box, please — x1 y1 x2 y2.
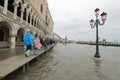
23 31 34 57
34 33 42 54
40 37 45 50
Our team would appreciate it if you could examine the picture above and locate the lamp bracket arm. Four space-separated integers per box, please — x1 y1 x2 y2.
99 20 105 26
91 20 96 28
91 22 95 28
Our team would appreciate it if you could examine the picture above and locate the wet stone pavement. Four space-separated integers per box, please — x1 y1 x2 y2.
2 43 120 80
0 47 25 60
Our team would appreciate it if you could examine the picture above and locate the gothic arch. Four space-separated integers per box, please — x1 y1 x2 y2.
0 20 15 31
0 20 16 48
16 28 25 43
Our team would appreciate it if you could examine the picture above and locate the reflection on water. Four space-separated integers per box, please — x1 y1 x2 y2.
0 47 25 60
94 59 101 72
5 44 120 80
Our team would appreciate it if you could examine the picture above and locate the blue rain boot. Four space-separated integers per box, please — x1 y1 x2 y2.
25 49 30 57
34 49 38 55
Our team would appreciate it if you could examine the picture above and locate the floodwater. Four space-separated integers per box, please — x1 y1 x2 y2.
0 47 25 60
8 43 120 80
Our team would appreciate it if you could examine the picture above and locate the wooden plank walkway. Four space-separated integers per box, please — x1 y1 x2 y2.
0 46 53 79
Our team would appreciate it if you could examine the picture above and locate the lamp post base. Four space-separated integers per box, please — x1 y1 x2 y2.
94 57 102 61
94 51 101 58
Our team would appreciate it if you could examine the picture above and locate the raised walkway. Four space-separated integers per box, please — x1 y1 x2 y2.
0 46 54 80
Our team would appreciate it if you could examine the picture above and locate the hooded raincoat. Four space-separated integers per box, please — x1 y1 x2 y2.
23 32 34 46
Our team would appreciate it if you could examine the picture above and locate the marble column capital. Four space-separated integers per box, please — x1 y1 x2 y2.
12 3 18 7
9 34 17 37
20 9 24 12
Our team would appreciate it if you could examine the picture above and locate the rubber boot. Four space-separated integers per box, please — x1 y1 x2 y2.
34 49 38 55
25 49 30 57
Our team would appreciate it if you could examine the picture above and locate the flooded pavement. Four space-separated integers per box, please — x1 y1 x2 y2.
0 47 25 60
7 43 120 80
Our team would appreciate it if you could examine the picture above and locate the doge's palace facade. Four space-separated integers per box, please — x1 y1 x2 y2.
0 0 54 48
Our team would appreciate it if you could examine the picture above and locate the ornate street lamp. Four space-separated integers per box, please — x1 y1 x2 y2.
90 8 107 58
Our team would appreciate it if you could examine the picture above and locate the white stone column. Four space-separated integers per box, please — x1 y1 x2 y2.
39 20 41 30
9 34 16 48
26 12 28 23
13 3 18 19
37 19 39 29
20 9 24 23
30 12 34 27
33 16 35 27
30 13 32 27
3 0 8 14
38 20 39 29
26 8 31 24
35 18 38 28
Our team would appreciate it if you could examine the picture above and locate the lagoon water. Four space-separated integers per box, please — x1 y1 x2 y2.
8 43 120 80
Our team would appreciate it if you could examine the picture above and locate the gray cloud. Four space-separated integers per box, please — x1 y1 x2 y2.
48 0 120 41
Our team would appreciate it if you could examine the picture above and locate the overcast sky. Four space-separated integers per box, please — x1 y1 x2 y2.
47 0 120 42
